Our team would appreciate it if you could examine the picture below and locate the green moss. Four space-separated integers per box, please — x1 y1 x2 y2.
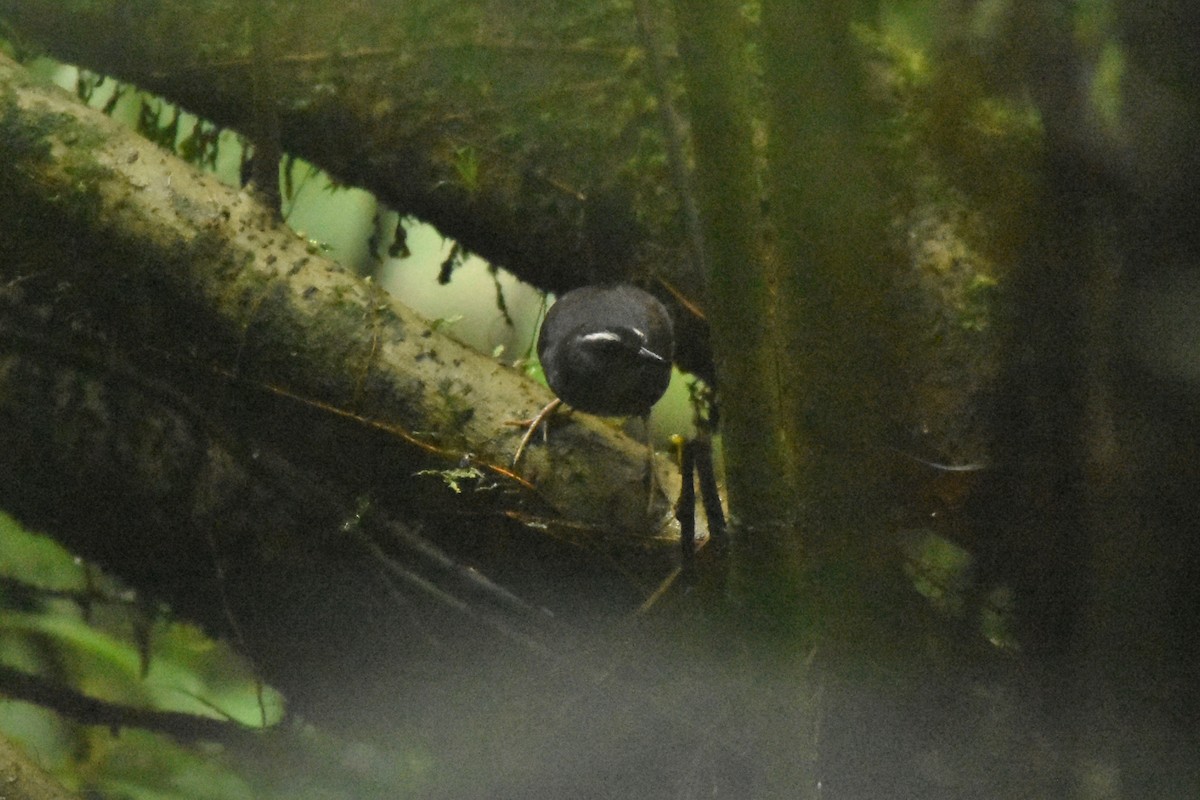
414 465 486 494
451 145 480 196
959 273 999 332
0 86 118 236
57 154 114 219
0 77 109 158
902 530 973 617
0 90 55 165
1090 41 1125 135
433 377 475 437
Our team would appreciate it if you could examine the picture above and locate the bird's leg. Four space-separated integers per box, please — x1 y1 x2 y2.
641 413 662 514
676 437 697 583
511 397 562 468
693 435 727 545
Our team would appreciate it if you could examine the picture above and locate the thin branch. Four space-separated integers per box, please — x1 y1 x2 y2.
0 663 266 744
632 0 707 287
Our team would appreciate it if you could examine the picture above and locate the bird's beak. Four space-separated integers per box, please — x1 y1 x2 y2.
638 346 667 364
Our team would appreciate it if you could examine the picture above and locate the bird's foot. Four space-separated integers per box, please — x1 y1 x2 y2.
509 398 563 468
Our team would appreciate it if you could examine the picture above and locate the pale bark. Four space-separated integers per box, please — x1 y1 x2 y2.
0 52 684 660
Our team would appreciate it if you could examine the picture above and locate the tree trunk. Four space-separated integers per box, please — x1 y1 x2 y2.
0 52 686 725
669 0 798 530
971 2 1200 795
0 0 718 380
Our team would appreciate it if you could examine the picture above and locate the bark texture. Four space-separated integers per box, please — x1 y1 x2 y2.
0 53 686 718
0 0 718 381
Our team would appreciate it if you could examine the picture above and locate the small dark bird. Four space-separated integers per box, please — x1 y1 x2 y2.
513 284 674 466
539 284 674 416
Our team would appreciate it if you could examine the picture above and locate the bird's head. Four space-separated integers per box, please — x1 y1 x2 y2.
537 285 674 417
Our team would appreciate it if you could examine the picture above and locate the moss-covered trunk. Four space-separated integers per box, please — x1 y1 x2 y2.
670 0 798 529
670 1 912 796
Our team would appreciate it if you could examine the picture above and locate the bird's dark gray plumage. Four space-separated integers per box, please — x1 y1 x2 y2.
537 284 674 417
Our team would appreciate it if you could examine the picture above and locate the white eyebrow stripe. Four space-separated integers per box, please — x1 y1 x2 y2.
630 327 646 341
580 331 621 344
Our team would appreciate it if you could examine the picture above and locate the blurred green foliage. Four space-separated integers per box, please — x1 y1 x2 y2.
0 511 283 798
901 529 973 617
